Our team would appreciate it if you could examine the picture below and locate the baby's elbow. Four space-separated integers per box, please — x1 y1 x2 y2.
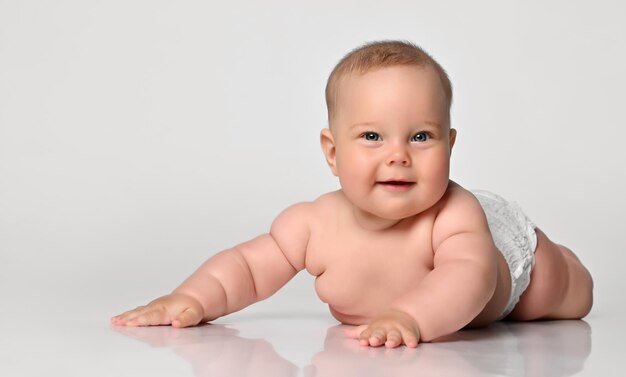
472 254 499 306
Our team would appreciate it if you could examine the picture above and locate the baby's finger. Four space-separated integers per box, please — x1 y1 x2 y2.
345 325 368 339
172 308 202 328
114 309 150 325
384 329 402 348
367 328 386 347
111 306 147 325
358 327 374 346
398 326 419 348
125 308 169 327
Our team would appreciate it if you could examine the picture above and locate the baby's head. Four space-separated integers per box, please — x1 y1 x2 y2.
321 41 457 224
325 40 453 129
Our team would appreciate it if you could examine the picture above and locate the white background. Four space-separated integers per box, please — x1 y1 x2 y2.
1 1 625 374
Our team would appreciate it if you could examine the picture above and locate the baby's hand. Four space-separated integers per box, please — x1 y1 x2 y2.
111 293 205 328
345 310 420 348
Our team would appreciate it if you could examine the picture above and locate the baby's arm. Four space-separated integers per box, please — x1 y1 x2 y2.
350 190 498 346
111 203 311 327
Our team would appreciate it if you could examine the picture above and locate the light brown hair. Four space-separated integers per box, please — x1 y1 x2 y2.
325 40 453 126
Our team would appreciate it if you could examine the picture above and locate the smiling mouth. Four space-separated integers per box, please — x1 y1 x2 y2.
377 180 416 189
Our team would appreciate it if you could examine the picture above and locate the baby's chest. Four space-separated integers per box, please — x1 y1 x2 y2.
308 233 434 310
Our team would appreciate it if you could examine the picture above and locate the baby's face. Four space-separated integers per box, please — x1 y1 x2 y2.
323 65 456 220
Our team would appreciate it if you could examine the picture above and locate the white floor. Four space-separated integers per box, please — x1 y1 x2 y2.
2 293 623 377
2 1 626 376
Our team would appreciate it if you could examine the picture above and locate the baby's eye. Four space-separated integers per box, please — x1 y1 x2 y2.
411 132 430 143
362 132 381 141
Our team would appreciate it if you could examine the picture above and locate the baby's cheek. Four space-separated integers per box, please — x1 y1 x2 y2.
338 172 367 201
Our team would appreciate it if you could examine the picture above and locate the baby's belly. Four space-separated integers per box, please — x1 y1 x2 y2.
314 251 512 327
314 266 428 324
328 306 369 325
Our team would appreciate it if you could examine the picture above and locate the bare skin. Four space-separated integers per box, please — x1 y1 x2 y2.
112 65 593 348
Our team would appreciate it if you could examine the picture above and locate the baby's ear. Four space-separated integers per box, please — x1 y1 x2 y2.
448 128 457 155
320 128 338 176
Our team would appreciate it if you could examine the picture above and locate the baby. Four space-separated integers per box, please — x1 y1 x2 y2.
112 40 593 348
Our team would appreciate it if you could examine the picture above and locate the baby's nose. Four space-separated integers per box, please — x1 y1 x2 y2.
386 148 411 166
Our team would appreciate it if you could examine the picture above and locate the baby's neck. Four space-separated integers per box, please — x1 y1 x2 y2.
351 206 408 232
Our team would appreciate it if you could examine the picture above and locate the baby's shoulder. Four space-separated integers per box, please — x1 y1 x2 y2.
310 190 346 209
271 191 343 229
438 182 483 210
307 190 346 225
432 182 489 240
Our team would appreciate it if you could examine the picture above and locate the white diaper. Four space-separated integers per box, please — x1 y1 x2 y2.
471 190 538 320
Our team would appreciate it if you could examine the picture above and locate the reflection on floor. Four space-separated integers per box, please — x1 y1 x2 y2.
112 318 591 377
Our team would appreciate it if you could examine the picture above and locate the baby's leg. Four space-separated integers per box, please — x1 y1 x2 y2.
507 228 593 321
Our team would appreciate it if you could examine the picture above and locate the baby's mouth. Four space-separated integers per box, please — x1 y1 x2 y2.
377 180 416 190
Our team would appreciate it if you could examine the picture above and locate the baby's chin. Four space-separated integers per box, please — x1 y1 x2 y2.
343 192 432 224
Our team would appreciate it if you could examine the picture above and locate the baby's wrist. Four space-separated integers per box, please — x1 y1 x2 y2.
169 291 205 316
387 308 421 334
